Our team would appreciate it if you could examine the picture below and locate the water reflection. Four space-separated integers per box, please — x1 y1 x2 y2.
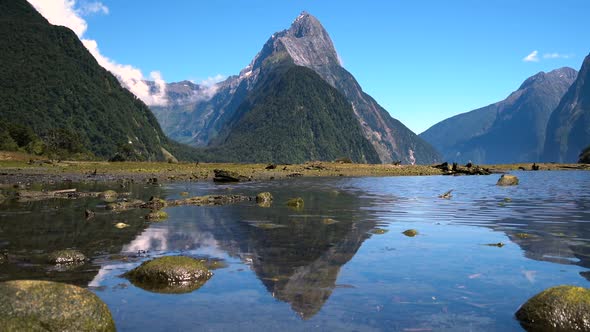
113 187 379 318
1 173 590 330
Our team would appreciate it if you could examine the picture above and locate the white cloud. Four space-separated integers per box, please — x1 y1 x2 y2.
523 50 540 62
27 0 167 106
78 1 109 16
200 74 226 87
543 53 572 60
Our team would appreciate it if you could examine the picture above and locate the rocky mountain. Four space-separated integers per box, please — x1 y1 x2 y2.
543 54 590 163
420 68 577 164
207 65 381 163
0 0 196 161
152 12 440 164
580 146 590 163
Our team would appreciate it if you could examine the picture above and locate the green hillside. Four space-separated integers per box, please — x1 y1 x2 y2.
0 0 196 161
206 65 381 164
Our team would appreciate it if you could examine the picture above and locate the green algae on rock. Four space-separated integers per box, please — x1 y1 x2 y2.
497 174 519 186
124 256 212 294
0 280 115 332
47 249 86 264
515 285 590 331
402 229 419 237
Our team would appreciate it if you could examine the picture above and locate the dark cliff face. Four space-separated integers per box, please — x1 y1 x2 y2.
152 12 441 164
421 67 577 164
543 54 590 163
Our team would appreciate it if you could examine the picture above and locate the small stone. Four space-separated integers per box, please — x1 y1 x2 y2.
370 228 388 235
99 190 118 202
402 229 419 237
114 222 130 229
497 174 519 186
256 192 273 208
179 191 189 197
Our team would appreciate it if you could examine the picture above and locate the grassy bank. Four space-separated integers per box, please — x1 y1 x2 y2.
0 151 587 185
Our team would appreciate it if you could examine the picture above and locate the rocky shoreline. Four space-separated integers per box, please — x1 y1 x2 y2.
0 154 587 186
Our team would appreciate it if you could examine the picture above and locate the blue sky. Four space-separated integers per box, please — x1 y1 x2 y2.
68 1 590 133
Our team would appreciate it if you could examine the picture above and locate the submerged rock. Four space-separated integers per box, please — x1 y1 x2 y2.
497 174 519 186
145 210 168 221
370 228 388 235
0 280 115 331
47 249 86 264
0 252 7 264
515 285 590 331
124 256 212 294
402 229 419 237
142 196 168 210
286 197 304 209
213 169 250 183
179 191 190 197
114 222 130 229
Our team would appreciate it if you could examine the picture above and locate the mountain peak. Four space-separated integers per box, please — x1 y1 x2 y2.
519 67 578 90
288 11 324 38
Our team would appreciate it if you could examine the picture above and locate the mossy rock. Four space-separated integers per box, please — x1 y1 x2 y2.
145 210 168 221
402 229 419 237
516 285 590 331
0 280 115 332
124 256 212 294
497 174 519 186
256 192 273 203
99 190 118 202
286 197 304 209
515 233 532 239
47 249 86 264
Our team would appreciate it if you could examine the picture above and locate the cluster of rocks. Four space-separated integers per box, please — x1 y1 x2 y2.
433 162 492 176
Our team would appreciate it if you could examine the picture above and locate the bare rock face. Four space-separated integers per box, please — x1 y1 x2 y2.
152 12 440 164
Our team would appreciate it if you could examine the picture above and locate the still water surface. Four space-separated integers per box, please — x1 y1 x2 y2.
1 171 589 331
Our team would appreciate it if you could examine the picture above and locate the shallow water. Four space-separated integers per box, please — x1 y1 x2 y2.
1 171 589 331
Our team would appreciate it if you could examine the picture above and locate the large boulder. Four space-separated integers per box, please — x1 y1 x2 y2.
497 174 519 186
0 280 115 331
516 285 590 331
213 169 250 183
124 256 212 294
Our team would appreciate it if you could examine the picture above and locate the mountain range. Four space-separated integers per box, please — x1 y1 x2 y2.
0 0 195 161
420 68 578 164
152 12 441 164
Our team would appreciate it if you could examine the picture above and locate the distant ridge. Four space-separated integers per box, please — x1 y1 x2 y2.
421 68 577 164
